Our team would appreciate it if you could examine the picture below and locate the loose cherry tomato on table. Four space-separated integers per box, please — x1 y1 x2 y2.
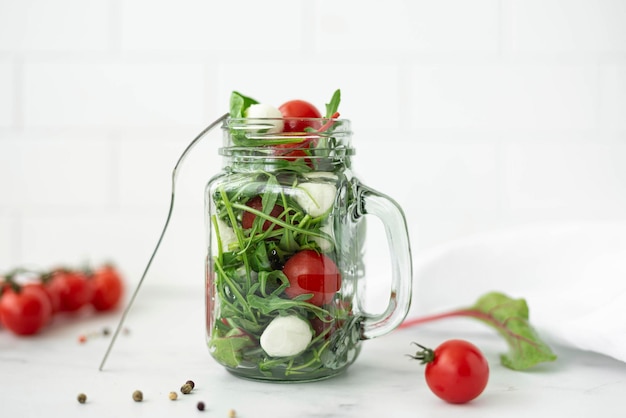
279 100 322 132
90 264 124 311
48 269 94 312
410 339 489 404
282 250 342 307
0 283 53 335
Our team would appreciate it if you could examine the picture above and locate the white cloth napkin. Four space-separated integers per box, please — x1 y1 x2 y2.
407 221 626 363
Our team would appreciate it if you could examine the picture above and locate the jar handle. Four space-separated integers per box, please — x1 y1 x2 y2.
355 183 413 339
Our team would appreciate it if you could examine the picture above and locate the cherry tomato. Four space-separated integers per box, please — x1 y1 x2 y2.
282 250 342 307
273 147 314 169
279 99 322 132
90 265 124 311
33 281 61 314
48 269 94 312
0 284 53 335
310 300 351 338
241 196 285 231
412 339 489 404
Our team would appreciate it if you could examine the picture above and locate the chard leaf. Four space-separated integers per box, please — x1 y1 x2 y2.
402 291 557 370
471 292 557 370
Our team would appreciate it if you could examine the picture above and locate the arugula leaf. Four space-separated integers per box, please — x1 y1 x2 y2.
325 89 341 118
401 291 557 370
247 294 332 321
230 91 259 118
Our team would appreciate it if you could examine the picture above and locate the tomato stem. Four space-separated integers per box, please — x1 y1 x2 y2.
407 342 435 364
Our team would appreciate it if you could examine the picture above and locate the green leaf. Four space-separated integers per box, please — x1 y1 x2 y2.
249 242 272 272
230 91 259 118
257 270 290 297
247 294 331 321
209 330 256 368
402 291 557 370
470 292 557 370
324 89 341 118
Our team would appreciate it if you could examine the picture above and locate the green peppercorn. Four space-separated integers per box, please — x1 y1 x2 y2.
181 383 193 394
77 393 87 404
132 390 143 402
186 379 195 389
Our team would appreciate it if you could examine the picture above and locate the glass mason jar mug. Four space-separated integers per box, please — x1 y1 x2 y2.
205 117 412 381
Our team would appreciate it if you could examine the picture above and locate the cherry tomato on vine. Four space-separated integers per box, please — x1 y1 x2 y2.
33 281 61 314
241 196 285 231
90 265 124 311
279 99 322 132
48 269 94 312
0 284 53 335
283 250 341 307
411 339 489 404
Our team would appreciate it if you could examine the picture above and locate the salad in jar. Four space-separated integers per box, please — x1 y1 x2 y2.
206 90 366 381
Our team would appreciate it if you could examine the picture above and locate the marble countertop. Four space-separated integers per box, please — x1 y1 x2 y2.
2 286 625 417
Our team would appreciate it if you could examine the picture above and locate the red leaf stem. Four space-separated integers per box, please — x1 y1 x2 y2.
400 308 545 350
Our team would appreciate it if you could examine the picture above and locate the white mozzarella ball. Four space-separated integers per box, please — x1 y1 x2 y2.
313 222 335 252
260 315 313 357
212 217 238 251
295 181 337 217
245 103 284 133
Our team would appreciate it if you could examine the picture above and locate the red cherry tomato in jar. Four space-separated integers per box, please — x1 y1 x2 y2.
48 269 94 312
279 100 322 132
90 265 124 311
241 196 285 231
0 283 53 335
283 250 342 307
411 339 489 404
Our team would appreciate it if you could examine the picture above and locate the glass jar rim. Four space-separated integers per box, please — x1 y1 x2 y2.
221 117 353 156
223 117 351 132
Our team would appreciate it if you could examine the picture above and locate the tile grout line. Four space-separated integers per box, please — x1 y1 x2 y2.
13 53 24 131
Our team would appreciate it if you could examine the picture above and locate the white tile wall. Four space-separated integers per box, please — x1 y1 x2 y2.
504 137 626 215
23 60 207 127
1 0 625 290
0 0 111 52
0 58 14 127
120 0 303 52
314 0 500 53
504 0 626 54
410 63 599 130
600 65 626 130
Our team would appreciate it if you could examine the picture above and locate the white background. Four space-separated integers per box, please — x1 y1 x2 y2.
1 0 625 302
